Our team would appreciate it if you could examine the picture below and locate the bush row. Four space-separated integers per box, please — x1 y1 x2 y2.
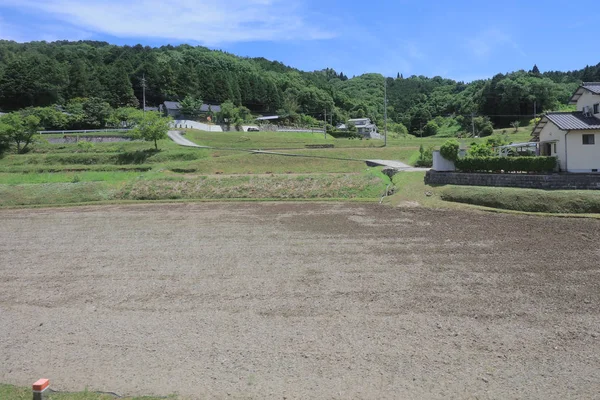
455 156 556 173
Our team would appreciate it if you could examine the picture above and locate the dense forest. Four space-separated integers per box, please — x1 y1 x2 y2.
0 40 597 134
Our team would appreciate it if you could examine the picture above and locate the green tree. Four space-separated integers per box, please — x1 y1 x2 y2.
21 107 69 130
457 115 494 137
179 95 204 119
0 112 41 153
218 100 241 129
132 112 171 150
81 98 113 128
0 120 11 156
108 107 144 128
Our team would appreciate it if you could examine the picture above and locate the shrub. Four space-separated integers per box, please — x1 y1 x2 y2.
440 139 460 162
455 156 556 173
480 124 494 137
467 143 494 157
415 144 434 167
76 141 95 152
422 120 439 137
328 129 361 139
389 122 408 138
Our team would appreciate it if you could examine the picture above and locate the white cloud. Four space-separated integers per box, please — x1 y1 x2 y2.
466 29 526 59
0 0 335 44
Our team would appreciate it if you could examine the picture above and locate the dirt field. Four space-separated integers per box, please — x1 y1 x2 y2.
1 203 599 399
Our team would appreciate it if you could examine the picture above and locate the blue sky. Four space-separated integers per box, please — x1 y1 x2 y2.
0 0 598 81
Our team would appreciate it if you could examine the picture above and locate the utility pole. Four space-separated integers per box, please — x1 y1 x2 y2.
142 74 147 115
324 109 327 139
384 77 388 147
471 112 475 137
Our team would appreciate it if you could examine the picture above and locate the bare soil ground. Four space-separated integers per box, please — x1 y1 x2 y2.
1 203 599 399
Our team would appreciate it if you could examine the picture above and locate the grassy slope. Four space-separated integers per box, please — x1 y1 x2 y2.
386 171 600 217
441 186 600 214
0 172 389 207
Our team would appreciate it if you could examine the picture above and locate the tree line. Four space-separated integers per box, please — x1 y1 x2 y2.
0 40 596 135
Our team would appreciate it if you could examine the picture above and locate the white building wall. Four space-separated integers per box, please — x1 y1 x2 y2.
538 122 567 171
576 91 600 114
565 131 600 172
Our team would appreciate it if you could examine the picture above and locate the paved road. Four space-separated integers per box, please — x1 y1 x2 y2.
366 159 430 171
172 120 223 132
167 131 210 148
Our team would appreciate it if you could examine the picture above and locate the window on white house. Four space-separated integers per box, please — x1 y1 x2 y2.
594 104 599 114
583 134 595 145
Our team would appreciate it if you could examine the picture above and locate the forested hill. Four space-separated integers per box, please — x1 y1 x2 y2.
0 40 598 131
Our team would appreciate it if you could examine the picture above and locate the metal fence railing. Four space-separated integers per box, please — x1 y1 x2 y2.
38 129 132 134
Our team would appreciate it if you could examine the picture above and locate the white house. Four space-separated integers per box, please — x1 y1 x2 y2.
348 118 379 138
532 82 600 173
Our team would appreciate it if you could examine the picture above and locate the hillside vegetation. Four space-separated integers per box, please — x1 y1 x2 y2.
0 40 595 136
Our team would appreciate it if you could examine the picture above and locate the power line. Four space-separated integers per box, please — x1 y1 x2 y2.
141 74 146 114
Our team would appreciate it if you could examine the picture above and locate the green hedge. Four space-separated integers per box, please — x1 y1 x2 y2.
455 156 556 173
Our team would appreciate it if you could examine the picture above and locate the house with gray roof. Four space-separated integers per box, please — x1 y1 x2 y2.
532 82 600 172
348 118 380 138
161 101 221 119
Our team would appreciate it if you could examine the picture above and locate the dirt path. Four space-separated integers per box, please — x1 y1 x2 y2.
1 203 599 399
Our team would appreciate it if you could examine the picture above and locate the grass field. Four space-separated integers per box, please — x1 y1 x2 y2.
0 127 551 209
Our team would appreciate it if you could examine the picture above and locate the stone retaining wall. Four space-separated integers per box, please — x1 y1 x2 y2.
425 171 600 190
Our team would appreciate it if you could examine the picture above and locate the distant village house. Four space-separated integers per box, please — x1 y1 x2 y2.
160 101 221 119
347 118 379 138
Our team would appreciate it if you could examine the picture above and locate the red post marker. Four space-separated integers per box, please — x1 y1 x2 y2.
32 379 49 400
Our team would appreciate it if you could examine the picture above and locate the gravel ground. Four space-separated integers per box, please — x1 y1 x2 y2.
0 203 599 399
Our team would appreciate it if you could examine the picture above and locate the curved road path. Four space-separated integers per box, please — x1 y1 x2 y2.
167 130 211 148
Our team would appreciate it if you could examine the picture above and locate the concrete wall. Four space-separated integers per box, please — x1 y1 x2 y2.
566 131 600 172
425 171 600 190
432 151 456 171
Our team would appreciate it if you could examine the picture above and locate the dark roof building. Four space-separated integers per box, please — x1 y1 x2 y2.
162 101 221 116
569 82 600 104
533 111 600 139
